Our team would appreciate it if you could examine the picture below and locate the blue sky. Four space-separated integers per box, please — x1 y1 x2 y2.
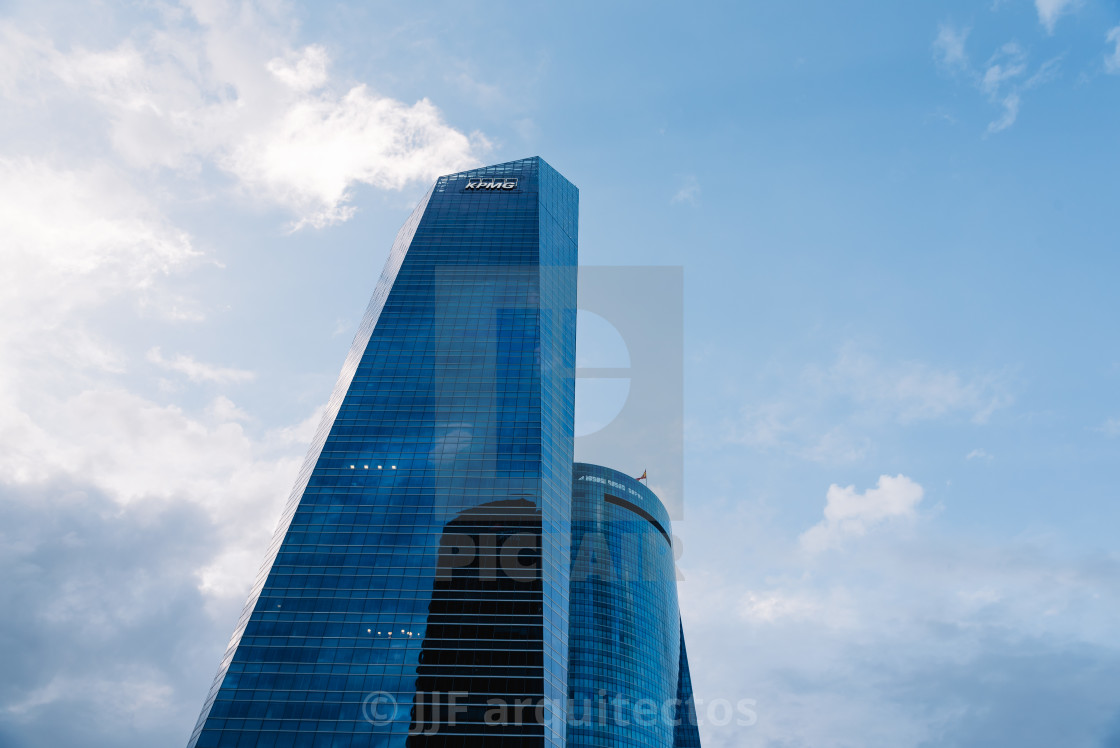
1 1 1119 746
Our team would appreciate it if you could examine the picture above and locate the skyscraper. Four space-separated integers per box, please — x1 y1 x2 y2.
567 464 701 748
187 157 699 747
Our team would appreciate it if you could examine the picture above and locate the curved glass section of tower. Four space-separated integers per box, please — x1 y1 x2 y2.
567 463 701 748
187 157 577 748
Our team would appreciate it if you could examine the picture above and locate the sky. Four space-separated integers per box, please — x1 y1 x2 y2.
1 0 1119 746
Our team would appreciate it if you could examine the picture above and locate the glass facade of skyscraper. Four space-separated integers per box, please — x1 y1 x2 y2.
188 157 577 748
187 158 700 747
567 463 700 748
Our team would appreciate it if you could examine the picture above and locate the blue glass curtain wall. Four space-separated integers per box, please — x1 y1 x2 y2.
188 157 578 748
567 463 701 748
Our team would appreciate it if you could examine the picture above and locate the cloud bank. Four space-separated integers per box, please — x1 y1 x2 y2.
800 474 924 553
0 2 486 229
0 1 489 744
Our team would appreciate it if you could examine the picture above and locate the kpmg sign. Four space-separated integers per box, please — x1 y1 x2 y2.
464 177 518 191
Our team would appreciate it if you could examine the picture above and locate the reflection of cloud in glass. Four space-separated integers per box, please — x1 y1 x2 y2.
428 422 476 462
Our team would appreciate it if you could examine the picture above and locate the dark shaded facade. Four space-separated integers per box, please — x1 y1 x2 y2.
188 157 577 748
408 498 543 745
567 463 701 748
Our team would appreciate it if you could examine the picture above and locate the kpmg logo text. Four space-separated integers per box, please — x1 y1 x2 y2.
464 177 518 191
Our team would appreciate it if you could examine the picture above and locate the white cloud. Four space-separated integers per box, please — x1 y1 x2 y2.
0 386 295 512
0 2 487 229
1035 0 1078 34
225 88 484 229
800 474 924 553
1097 418 1120 437
0 4 481 745
0 153 268 534
146 347 255 384
985 51 1062 134
814 349 1012 424
738 590 819 624
0 157 201 404
206 395 251 422
681 504 1120 747
0 481 246 745
1106 27 1120 74
981 43 1028 96
0 144 298 593
266 44 330 92
933 24 970 71
0 381 307 620
719 350 1010 467
966 448 993 461
0 158 199 324
987 92 1021 133
931 25 1061 135
0 2 480 626
671 175 700 206
4 672 174 727
799 427 872 465
735 587 862 628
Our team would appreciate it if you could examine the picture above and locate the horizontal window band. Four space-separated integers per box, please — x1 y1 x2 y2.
602 494 671 547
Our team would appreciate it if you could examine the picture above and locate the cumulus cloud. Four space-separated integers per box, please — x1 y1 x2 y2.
0 2 487 229
800 474 924 553
0 482 235 747
147 347 255 384
966 447 993 461
266 44 331 92
0 156 203 414
0 2 492 745
676 482 1120 746
0 370 307 743
0 8 495 733
0 386 302 581
0 158 199 326
229 88 482 229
